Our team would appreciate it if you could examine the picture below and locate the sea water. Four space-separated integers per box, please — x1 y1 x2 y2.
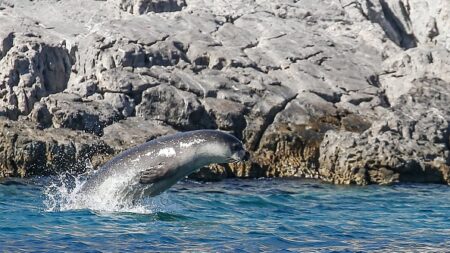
1 178 450 252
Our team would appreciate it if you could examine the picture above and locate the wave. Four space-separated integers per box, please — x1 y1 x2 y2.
42 171 176 214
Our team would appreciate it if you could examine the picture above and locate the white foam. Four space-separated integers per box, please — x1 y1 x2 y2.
43 169 176 214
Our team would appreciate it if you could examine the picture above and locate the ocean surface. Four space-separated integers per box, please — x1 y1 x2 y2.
1 177 450 252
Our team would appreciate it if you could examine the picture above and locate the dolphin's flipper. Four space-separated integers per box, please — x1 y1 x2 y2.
139 164 176 184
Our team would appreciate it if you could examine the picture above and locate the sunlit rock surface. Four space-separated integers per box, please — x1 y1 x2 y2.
0 0 449 184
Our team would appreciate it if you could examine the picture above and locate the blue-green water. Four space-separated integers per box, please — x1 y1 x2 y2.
1 178 450 252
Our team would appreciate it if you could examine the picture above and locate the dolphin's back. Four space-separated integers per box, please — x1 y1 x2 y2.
79 130 240 197
81 131 212 191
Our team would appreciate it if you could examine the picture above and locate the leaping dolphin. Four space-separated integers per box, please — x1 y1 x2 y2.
80 130 249 199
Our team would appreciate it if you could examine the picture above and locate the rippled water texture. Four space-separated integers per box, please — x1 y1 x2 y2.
1 178 450 252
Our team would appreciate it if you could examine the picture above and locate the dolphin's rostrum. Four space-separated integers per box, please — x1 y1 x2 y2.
80 130 249 199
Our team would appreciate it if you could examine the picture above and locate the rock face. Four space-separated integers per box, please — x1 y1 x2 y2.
0 36 72 119
0 0 449 185
319 78 450 185
117 0 187 14
0 118 112 177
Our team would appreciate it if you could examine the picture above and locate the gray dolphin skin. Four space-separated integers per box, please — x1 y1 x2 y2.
81 130 249 198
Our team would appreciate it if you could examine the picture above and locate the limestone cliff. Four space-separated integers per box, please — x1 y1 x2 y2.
0 0 449 184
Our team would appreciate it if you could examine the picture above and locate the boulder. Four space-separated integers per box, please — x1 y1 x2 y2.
0 117 113 177
319 78 450 185
136 84 215 130
102 117 176 151
38 93 123 136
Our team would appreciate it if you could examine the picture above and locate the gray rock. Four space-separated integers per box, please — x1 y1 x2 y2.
117 0 186 14
103 92 135 117
29 103 52 128
40 93 123 135
380 47 450 103
102 117 176 151
0 0 448 185
97 68 159 100
0 35 72 118
0 117 113 177
319 78 450 185
202 97 247 138
341 0 450 48
66 76 98 98
0 32 14 60
136 84 215 130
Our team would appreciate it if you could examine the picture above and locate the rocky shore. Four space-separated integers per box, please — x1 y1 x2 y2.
0 0 449 185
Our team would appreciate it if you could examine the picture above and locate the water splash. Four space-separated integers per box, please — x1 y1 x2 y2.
43 170 175 214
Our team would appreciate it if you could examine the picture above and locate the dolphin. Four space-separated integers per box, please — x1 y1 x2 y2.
80 130 249 199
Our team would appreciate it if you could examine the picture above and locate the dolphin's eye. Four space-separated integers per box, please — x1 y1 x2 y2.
232 143 242 151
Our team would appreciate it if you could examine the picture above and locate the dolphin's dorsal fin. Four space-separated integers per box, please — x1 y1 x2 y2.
139 163 176 184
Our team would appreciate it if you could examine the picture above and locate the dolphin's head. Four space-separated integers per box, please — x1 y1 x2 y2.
193 130 250 164
226 139 250 163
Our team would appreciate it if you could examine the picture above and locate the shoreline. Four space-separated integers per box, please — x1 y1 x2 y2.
0 0 449 185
